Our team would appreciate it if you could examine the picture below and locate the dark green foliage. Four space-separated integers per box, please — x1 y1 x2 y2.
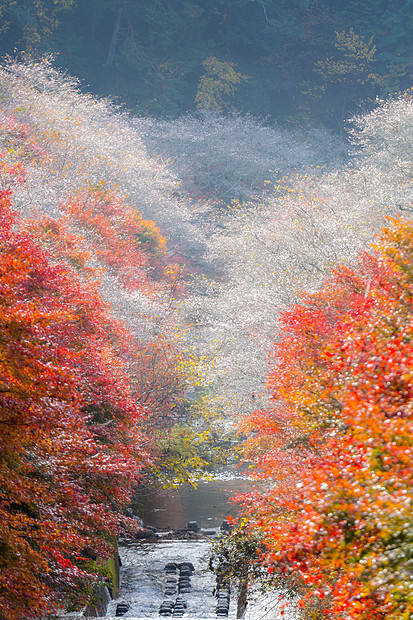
51 0 210 116
0 0 74 50
334 0 413 92
0 0 411 127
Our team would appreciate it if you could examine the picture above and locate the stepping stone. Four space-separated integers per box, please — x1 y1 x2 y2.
179 562 195 571
165 563 178 570
115 602 130 616
160 601 174 610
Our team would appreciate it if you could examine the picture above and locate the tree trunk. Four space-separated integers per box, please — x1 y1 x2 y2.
106 2 124 66
236 580 248 619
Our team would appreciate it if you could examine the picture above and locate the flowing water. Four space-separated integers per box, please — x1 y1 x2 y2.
105 538 298 620
102 473 299 619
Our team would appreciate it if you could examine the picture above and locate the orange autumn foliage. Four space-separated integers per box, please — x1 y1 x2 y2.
61 186 167 289
0 100 199 618
0 112 190 617
0 189 150 618
240 218 413 619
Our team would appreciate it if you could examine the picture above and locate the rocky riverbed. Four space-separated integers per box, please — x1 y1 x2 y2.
106 536 222 619
102 533 299 620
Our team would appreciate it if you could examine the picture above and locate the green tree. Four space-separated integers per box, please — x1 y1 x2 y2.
334 0 413 86
0 0 411 127
51 0 210 115
0 0 74 50
212 525 290 618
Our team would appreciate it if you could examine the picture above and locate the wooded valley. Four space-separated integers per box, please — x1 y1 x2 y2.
0 3 413 618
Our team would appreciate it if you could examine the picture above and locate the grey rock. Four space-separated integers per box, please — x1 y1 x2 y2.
115 602 130 617
179 562 195 571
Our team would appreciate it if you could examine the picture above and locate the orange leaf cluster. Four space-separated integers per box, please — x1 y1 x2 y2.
0 101 207 617
0 188 154 617
0 114 186 617
240 218 413 619
61 187 167 289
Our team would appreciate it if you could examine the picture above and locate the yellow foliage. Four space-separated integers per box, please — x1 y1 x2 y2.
195 57 247 111
315 29 381 86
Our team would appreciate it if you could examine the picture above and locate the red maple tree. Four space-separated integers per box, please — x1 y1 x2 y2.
0 188 150 618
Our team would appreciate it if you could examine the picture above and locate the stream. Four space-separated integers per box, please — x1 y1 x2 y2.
141 471 250 531
102 473 299 620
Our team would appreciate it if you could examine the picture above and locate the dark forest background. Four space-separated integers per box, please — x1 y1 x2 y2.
1 0 412 128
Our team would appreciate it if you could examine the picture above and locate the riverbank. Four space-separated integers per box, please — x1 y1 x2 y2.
56 531 299 619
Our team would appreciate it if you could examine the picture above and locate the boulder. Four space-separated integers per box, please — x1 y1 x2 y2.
220 520 232 533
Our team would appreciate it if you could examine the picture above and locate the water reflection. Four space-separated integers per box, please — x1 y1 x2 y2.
142 473 251 530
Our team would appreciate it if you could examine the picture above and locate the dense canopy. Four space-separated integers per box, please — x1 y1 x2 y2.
0 0 412 125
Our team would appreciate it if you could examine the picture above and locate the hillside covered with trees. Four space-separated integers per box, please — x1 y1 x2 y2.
0 56 219 618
